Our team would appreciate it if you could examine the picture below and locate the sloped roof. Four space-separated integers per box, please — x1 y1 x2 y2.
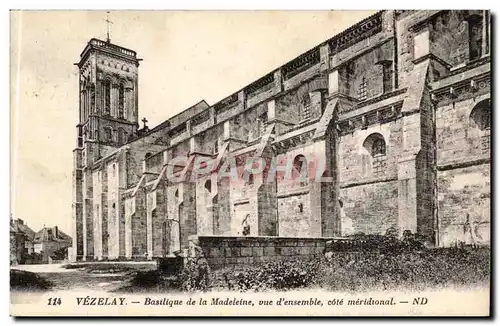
17 224 36 241
34 227 72 244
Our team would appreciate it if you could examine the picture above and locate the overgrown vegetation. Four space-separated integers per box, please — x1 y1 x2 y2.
10 269 53 291
177 232 490 293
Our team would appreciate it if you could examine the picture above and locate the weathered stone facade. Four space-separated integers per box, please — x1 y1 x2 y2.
72 10 491 261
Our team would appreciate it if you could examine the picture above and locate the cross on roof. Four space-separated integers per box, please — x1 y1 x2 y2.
142 117 148 128
104 11 114 43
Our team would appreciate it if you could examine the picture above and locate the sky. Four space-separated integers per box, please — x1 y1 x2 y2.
10 10 375 235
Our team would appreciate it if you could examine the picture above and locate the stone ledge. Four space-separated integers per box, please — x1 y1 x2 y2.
340 175 398 189
437 157 491 171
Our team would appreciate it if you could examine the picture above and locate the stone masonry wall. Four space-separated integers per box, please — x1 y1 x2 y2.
436 96 491 167
339 121 402 183
338 121 401 236
189 235 326 270
340 180 399 236
437 163 490 247
436 94 490 247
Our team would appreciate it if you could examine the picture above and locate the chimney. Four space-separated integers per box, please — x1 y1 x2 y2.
53 226 59 238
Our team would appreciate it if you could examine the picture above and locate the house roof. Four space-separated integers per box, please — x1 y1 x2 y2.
10 220 36 241
17 224 36 241
33 227 72 244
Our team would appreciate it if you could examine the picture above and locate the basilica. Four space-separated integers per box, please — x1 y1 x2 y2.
71 10 491 261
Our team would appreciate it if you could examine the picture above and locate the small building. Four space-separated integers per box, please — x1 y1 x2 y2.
15 219 35 256
10 218 36 265
33 226 72 264
10 222 24 265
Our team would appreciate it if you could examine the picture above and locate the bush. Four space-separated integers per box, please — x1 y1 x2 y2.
337 229 427 254
179 246 490 293
318 247 490 292
200 259 322 292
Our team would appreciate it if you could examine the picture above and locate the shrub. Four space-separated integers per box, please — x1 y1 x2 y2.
179 246 490 293
205 259 323 292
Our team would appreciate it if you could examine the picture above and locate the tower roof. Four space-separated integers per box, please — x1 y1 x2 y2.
77 38 141 67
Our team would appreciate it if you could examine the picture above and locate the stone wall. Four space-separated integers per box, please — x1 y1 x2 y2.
338 120 401 236
188 235 327 270
437 163 490 247
436 96 491 167
339 121 401 183
341 180 399 236
436 94 490 247
430 11 470 66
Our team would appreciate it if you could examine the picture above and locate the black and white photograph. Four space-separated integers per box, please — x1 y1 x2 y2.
9 9 491 317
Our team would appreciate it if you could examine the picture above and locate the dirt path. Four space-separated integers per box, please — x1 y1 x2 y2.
12 262 157 292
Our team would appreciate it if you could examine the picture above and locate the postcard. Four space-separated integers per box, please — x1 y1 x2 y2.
10 9 491 317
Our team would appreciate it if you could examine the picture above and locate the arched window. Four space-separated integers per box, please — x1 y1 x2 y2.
104 127 112 143
293 155 308 186
467 14 484 61
117 128 125 145
301 94 311 121
118 83 125 119
363 133 386 177
104 79 111 115
470 99 491 153
204 179 212 193
470 99 491 131
82 89 88 120
372 138 386 157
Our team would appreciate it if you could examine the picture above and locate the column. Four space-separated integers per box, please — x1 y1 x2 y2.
328 70 340 95
86 87 91 120
80 91 84 122
482 11 490 56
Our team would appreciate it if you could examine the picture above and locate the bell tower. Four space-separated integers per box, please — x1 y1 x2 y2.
72 37 141 261
76 38 141 156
